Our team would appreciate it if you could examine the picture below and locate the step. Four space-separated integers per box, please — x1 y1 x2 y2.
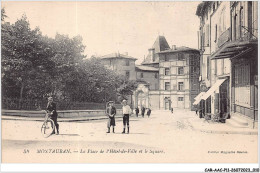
225 118 249 129
230 114 249 126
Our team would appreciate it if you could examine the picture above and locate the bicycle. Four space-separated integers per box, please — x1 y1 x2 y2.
41 111 55 138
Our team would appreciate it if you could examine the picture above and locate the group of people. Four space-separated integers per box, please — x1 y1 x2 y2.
106 99 132 134
134 107 151 118
43 97 152 135
106 100 152 134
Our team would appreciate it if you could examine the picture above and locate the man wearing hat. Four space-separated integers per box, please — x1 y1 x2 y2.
106 101 116 133
121 100 132 134
46 97 59 135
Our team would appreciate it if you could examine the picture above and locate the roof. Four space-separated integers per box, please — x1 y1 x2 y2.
135 65 159 72
141 36 170 65
99 53 137 60
196 2 211 16
158 46 200 54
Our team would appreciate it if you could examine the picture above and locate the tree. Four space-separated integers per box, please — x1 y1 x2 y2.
1 8 7 21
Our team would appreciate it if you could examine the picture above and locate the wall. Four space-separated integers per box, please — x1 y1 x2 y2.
158 51 200 110
2 109 123 118
136 71 159 90
102 58 136 80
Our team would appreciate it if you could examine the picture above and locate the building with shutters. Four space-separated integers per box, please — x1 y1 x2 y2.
99 53 137 81
157 47 200 110
99 36 200 111
195 1 258 128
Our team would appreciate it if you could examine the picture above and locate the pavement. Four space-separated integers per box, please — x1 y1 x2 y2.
2 109 258 135
1 109 258 163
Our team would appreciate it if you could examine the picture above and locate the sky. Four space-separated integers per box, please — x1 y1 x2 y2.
2 1 201 64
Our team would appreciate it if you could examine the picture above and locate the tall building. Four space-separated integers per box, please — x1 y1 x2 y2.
99 53 137 81
195 1 258 128
100 36 200 111
157 46 200 110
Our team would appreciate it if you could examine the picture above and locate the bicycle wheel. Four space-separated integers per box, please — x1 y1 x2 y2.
41 119 55 138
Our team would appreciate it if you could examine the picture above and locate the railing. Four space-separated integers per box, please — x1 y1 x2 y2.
2 98 122 111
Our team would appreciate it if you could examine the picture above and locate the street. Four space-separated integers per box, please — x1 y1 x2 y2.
2 109 258 163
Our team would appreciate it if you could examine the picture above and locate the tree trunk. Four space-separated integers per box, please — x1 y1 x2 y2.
19 83 24 109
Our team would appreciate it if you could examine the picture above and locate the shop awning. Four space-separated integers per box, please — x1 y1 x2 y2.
193 92 206 105
211 40 257 60
201 78 227 100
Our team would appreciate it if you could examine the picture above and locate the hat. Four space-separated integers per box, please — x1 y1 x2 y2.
108 101 114 103
122 100 127 103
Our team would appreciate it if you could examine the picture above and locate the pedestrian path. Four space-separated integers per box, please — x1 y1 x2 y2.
173 110 258 135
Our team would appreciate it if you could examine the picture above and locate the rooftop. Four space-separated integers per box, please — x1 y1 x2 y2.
158 46 200 54
141 35 170 65
99 53 137 60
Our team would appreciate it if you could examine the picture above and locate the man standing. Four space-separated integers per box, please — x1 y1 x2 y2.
122 100 132 134
106 101 116 133
141 106 145 118
46 97 59 135
135 107 139 117
147 108 151 118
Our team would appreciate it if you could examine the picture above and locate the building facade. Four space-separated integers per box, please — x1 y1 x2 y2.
100 53 137 81
196 1 258 128
157 47 200 110
100 36 200 111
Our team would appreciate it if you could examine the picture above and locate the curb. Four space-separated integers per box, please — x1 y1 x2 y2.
1 116 112 122
186 118 258 135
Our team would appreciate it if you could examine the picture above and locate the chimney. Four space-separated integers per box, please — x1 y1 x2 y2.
172 45 176 50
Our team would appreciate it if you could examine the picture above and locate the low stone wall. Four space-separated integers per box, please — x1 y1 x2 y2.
1 109 123 118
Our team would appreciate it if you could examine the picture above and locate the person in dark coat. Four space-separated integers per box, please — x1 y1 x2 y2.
141 106 145 118
106 101 116 133
147 108 151 117
135 107 139 117
171 108 173 114
46 97 59 135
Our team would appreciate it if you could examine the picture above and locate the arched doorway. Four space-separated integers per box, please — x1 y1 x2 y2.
134 84 149 108
164 97 171 110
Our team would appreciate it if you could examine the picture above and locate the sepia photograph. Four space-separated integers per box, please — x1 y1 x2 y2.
1 0 259 170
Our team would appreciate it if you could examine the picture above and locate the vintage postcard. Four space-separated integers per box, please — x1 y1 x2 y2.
1 1 258 167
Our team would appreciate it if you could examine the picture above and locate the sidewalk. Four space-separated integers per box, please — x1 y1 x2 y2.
184 111 258 135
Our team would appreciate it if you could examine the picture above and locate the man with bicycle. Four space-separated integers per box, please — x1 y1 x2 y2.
45 97 59 135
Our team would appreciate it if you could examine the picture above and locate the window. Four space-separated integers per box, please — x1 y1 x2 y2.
178 67 184 75
165 68 170 75
205 24 210 46
207 56 210 80
215 24 218 42
126 60 130 66
109 60 112 66
165 82 170 91
126 71 130 79
155 73 158 79
165 55 169 61
240 7 244 38
233 14 237 40
178 82 184 91
248 2 253 37
178 97 184 101
178 53 184 60
140 72 143 78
